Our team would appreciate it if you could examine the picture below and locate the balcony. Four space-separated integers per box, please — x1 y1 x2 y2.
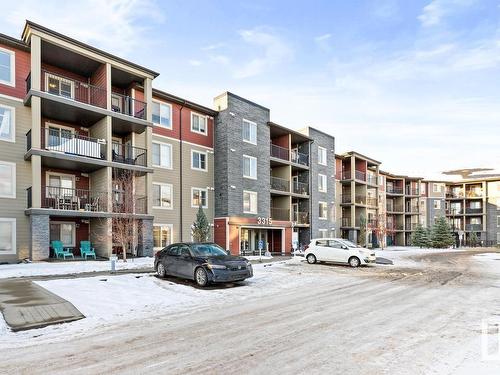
38 127 107 159
465 190 483 198
386 203 404 212
405 223 419 230
367 175 378 186
386 186 404 195
405 188 419 196
290 150 309 167
465 207 483 214
292 181 309 195
465 224 482 231
341 171 351 180
341 217 352 227
293 211 309 225
111 92 147 120
387 223 404 230
271 207 290 221
341 194 352 204
112 193 147 215
270 176 290 193
354 195 377 206
405 206 419 214
270 144 289 161
446 192 464 199
27 186 108 212
112 143 147 167
355 170 366 182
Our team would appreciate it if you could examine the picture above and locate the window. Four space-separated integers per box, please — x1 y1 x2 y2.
0 48 15 86
152 142 172 169
318 146 327 166
191 150 207 171
497 216 500 227
192 188 208 208
243 191 258 214
0 161 15 198
243 155 257 179
433 200 441 209
152 101 172 128
318 174 327 192
50 222 75 247
497 233 500 245
191 112 207 135
0 105 14 143
153 183 173 209
46 73 74 99
153 225 172 249
242 119 257 144
319 202 328 220
318 229 328 238
433 184 441 193
46 173 74 198
0 218 16 254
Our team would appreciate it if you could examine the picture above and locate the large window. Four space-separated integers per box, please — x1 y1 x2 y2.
50 222 75 247
0 48 15 86
0 105 14 143
152 142 172 169
319 201 328 220
243 191 258 214
318 146 327 166
318 174 327 192
243 155 257 179
153 183 173 209
242 119 257 144
153 224 172 249
191 113 207 135
46 173 74 198
0 161 15 198
152 101 172 128
46 74 74 99
192 188 208 208
191 150 207 171
0 218 16 254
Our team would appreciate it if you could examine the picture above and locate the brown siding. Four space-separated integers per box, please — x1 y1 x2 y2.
0 43 30 99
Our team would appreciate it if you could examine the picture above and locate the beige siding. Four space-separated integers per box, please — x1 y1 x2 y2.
0 97 32 261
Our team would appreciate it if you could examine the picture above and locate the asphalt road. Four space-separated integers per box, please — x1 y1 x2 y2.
2 250 500 375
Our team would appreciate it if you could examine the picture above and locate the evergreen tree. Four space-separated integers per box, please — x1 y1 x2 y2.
192 205 210 242
411 223 429 248
470 232 479 247
430 217 454 248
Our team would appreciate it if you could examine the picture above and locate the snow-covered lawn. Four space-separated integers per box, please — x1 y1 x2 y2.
473 252 500 261
0 257 154 279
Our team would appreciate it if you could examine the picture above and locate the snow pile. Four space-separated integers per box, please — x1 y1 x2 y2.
473 253 500 261
0 257 154 279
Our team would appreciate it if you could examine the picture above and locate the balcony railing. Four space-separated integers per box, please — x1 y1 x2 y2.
270 144 289 161
386 186 404 194
34 127 107 159
354 195 376 206
342 171 351 180
38 69 107 109
292 180 309 195
367 175 378 185
465 190 483 198
405 206 419 213
355 170 366 182
405 223 419 230
465 224 482 231
270 176 290 192
447 208 464 215
31 186 109 212
112 193 147 214
386 203 404 212
111 92 147 120
290 150 309 166
465 207 483 214
341 194 352 204
446 192 464 199
366 197 377 207
405 188 419 196
293 211 309 225
112 143 147 167
341 217 351 227
271 207 290 221
387 223 404 230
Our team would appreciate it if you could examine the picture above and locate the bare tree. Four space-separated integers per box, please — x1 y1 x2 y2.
370 213 393 250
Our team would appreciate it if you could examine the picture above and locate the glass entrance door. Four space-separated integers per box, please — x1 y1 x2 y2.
240 228 268 253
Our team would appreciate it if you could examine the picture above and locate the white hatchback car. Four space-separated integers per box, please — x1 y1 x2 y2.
305 238 376 267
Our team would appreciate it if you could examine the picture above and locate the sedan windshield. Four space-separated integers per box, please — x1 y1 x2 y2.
191 243 228 257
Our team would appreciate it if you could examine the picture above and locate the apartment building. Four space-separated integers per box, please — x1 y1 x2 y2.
212 92 335 254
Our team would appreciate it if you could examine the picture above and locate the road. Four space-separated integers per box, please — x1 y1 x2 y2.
2 250 500 374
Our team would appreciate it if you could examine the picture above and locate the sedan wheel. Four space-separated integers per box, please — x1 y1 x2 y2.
195 267 209 287
306 254 317 264
349 257 361 268
157 263 166 278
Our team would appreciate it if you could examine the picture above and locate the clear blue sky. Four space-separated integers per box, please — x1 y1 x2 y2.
2 0 499 179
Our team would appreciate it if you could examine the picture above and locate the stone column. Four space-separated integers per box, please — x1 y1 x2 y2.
31 214 50 260
139 218 154 257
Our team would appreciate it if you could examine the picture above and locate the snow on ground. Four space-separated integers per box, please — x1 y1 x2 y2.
0 257 154 279
473 252 500 261
0 257 325 347
242 255 273 261
375 246 472 267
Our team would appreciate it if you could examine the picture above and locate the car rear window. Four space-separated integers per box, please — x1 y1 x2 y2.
316 240 328 246
167 246 179 256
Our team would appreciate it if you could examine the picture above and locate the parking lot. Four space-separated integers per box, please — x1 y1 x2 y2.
1 249 500 374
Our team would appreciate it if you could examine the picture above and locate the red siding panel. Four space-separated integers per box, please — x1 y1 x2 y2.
0 43 30 99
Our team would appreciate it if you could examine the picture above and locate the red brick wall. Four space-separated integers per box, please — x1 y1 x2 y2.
0 43 30 99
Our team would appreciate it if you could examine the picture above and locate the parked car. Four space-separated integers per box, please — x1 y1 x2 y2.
304 238 376 267
154 242 253 287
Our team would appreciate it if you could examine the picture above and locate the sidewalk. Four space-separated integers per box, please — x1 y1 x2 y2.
0 279 84 331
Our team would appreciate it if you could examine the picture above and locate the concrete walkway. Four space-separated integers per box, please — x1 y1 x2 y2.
0 279 84 331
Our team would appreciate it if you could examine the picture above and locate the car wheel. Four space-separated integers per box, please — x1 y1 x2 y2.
306 254 317 264
195 267 209 287
348 256 361 268
157 263 166 278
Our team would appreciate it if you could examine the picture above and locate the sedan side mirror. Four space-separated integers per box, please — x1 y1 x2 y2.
226 250 231 255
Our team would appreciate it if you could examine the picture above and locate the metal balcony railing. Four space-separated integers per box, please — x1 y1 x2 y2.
366 197 377 207
293 211 309 224
447 208 464 215
355 170 366 181
465 224 482 231
270 207 290 221
112 143 147 167
35 127 107 159
111 92 147 120
342 171 351 180
405 223 419 230
113 193 147 214
465 207 483 214
33 186 109 212
270 144 289 161
446 191 464 199
270 176 290 192
367 175 378 185
292 180 309 195
465 190 483 198
387 223 404 230
290 150 309 166
38 69 107 109
405 188 419 196
341 194 352 204
341 217 351 227
386 186 404 194
405 205 419 213
386 203 404 212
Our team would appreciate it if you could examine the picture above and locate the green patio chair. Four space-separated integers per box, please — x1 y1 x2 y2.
51 240 74 260
80 241 97 260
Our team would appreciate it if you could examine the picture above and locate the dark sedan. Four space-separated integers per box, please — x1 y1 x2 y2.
154 242 253 287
